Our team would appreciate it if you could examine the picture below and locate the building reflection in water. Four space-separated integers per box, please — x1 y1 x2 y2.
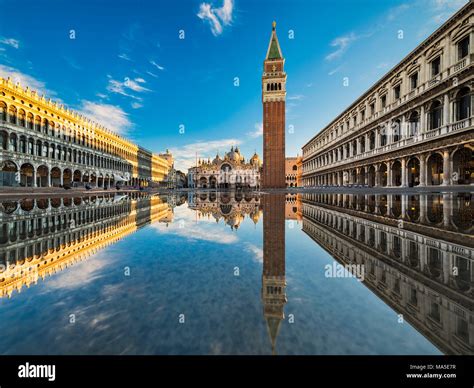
301 192 473 355
0 193 175 298
0 190 472 354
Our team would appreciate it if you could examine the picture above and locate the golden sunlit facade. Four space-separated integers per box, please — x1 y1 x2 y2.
0 77 172 188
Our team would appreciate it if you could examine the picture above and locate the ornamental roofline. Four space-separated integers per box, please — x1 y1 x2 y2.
302 0 474 149
0 76 167 160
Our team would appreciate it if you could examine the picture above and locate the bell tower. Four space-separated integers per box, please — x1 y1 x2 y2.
262 21 286 189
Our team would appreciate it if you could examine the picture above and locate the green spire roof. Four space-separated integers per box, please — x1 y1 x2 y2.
266 21 283 60
268 36 281 59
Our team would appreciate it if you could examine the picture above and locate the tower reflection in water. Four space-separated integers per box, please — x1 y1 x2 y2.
0 191 472 354
262 194 287 354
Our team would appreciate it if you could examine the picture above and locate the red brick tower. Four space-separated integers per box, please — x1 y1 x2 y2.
262 21 286 189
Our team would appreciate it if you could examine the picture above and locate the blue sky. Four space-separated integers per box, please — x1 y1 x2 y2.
0 0 468 170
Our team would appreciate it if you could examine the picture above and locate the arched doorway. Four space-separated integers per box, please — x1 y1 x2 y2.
427 153 443 185
51 167 61 187
407 158 420 187
199 176 208 189
209 176 217 189
63 169 72 186
20 164 34 187
367 166 376 187
452 147 473 184
73 170 82 186
36 165 49 187
391 161 402 187
90 172 97 187
0 160 18 186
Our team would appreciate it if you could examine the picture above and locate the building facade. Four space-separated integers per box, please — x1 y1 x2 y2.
302 2 474 188
285 156 302 187
187 147 261 189
0 77 172 188
262 22 286 188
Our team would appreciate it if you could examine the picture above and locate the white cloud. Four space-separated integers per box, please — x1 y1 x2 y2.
118 53 132 61
146 71 159 78
197 0 234 36
150 60 165 71
79 101 133 135
106 76 150 99
131 102 143 109
150 205 239 244
325 32 358 61
45 252 112 290
328 66 342 76
245 243 263 263
0 64 58 98
287 94 304 101
0 37 19 49
430 0 468 24
169 138 241 171
386 4 410 21
247 122 263 138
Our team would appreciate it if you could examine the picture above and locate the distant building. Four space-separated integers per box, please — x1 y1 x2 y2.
164 166 186 189
188 146 261 189
285 156 302 187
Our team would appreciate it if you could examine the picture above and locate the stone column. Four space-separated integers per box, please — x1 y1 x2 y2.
443 192 452 227
442 150 451 186
420 105 426 134
443 93 450 126
387 162 393 187
375 165 380 187
419 155 427 187
401 158 407 187
32 169 37 187
401 194 407 219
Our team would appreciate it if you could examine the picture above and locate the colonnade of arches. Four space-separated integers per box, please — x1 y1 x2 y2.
304 144 473 187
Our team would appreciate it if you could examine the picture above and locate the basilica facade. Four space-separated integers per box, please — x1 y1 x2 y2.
187 146 261 189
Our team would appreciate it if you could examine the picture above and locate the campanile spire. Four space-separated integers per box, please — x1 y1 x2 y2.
262 21 286 188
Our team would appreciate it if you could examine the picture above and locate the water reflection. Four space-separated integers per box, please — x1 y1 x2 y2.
0 191 472 354
301 192 473 355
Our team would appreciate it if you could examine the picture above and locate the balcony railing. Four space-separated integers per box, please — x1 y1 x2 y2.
303 116 473 174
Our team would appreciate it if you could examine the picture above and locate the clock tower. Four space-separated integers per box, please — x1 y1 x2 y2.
262 21 286 189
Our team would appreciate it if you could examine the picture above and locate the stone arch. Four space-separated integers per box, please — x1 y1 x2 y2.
20 163 34 187
8 104 17 124
367 165 376 187
51 167 61 187
427 152 443 185
452 146 473 184
407 157 420 187
391 160 402 187
63 168 72 186
36 165 49 187
0 101 6 121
